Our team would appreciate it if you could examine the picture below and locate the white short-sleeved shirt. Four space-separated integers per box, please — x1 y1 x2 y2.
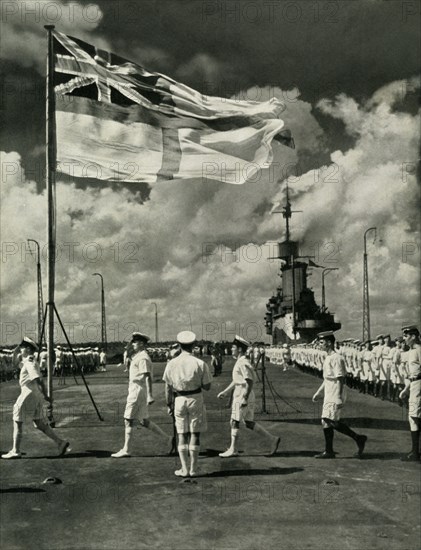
323 352 346 404
382 345 392 362
362 350 373 363
232 356 256 386
408 345 421 378
391 348 401 365
163 351 211 392
19 356 41 388
129 350 152 386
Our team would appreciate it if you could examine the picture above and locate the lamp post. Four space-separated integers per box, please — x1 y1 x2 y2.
321 268 339 310
151 302 159 343
27 239 44 345
363 227 377 341
92 273 107 350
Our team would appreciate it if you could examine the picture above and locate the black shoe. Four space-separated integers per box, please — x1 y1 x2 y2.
355 435 367 458
400 452 420 463
314 451 336 459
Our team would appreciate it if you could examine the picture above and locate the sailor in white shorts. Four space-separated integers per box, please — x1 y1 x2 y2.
312 331 367 459
2 337 70 459
112 332 171 458
218 335 280 458
163 331 211 477
399 325 421 462
362 340 375 395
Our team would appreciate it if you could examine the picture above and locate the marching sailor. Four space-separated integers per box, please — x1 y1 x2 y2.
163 331 211 477
312 331 367 459
399 325 421 462
2 337 70 459
218 335 280 458
112 332 171 458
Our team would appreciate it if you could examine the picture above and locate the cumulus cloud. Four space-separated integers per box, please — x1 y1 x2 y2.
1 0 108 73
0 78 419 344
269 79 420 336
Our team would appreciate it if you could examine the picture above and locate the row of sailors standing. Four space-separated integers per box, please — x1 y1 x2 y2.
283 334 413 404
51 346 108 375
265 344 292 370
0 348 18 381
0 345 108 381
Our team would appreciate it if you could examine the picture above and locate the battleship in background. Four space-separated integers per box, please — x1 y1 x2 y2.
264 186 341 344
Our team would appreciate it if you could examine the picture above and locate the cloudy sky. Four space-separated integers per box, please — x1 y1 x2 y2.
1 0 420 344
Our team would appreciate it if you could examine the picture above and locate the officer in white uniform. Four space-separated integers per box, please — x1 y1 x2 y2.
312 331 367 459
218 335 281 458
281 344 291 371
163 331 211 477
99 349 107 372
2 337 70 459
112 332 171 458
399 325 421 462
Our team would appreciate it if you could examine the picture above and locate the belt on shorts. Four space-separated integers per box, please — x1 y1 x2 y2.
409 375 421 382
174 388 202 396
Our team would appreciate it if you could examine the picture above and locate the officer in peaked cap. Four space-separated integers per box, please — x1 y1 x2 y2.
131 332 151 343
218 335 281 458
163 330 212 477
399 325 421 461
112 331 171 458
312 330 367 459
177 330 196 345
2 336 70 459
281 343 291 371
20 336 39 352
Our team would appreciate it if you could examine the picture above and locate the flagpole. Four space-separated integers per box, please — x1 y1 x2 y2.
45 25 56 424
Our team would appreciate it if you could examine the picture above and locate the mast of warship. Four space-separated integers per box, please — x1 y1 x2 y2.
265 185 341 344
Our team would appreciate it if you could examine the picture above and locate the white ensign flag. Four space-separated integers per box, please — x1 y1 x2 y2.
53 32 294 185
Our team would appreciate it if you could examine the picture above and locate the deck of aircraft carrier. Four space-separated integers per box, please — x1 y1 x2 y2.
1 358 419 550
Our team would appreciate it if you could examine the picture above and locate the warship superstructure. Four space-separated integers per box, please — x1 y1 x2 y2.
264 187 341 344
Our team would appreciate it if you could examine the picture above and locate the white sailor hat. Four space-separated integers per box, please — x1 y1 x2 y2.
131 332 151 343
177 330 196 345
233 334 251 348
317 330 335 339
402 325 419 336
353 339 361 344
282 343 289 348
375 334 384 340
20 336 39 352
